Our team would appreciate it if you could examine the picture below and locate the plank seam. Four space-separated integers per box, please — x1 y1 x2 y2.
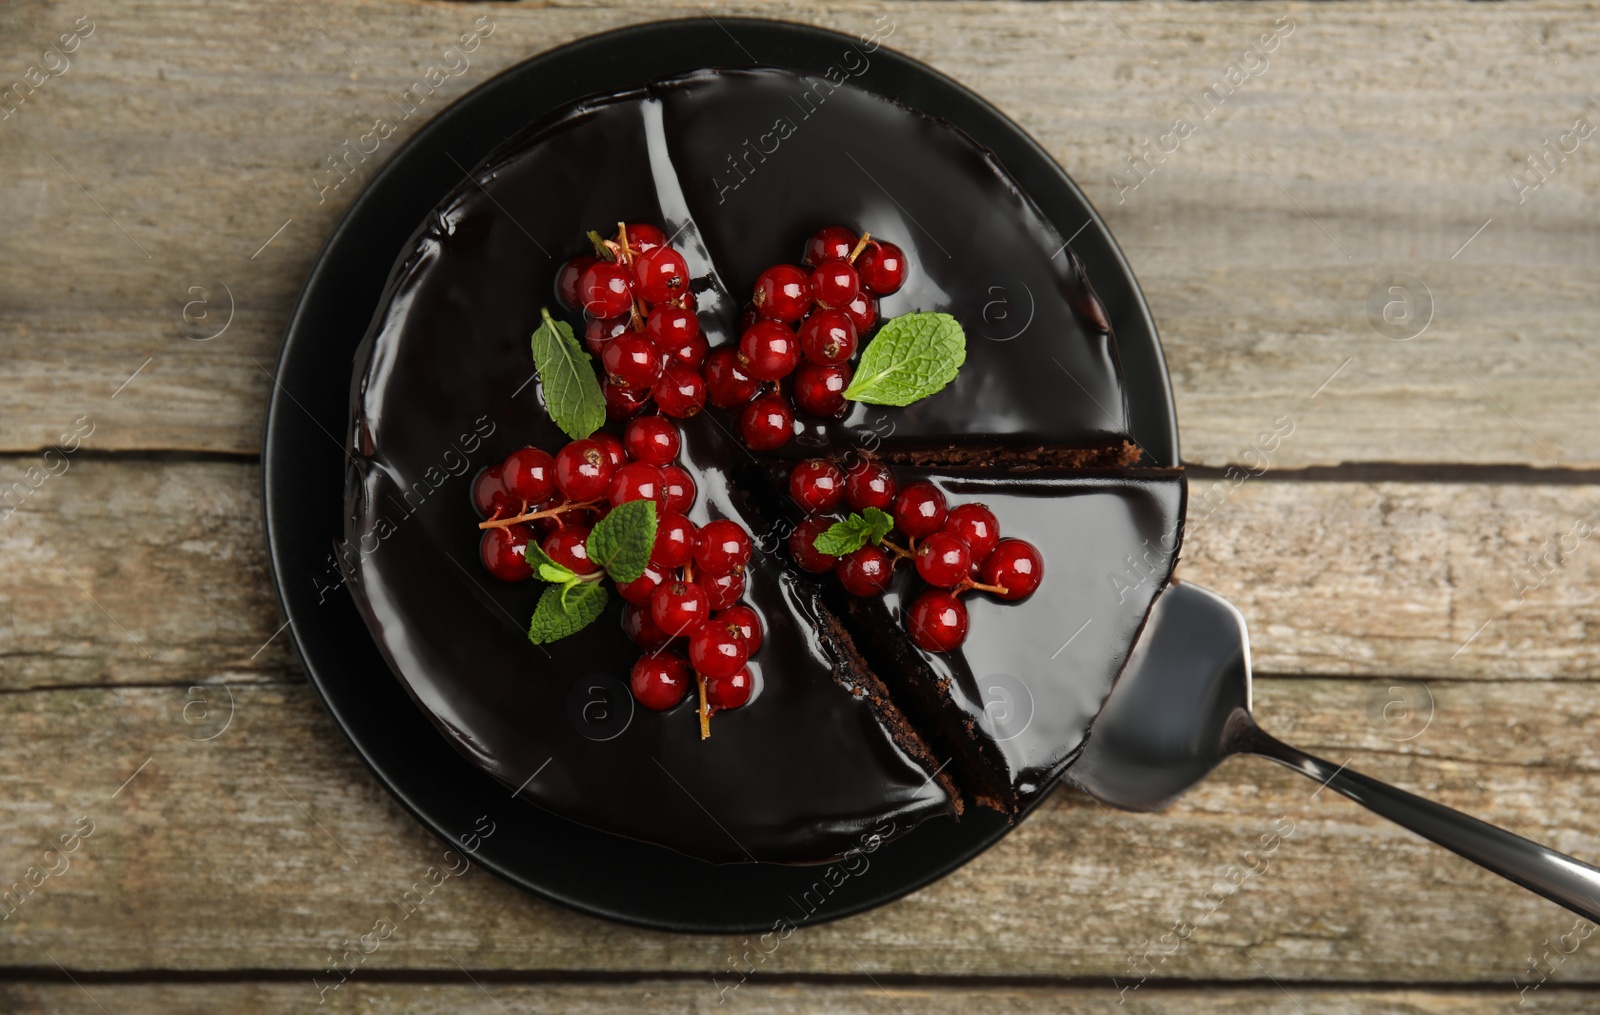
1 969 1598 992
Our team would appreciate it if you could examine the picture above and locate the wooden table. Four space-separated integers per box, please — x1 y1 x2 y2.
4 1 1599 1010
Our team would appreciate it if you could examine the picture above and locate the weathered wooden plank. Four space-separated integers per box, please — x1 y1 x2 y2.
0 459 291 689
1 981 1596 1015
2 0 1599 465
1184 474 1600 679
5 459 1598 691
2 678 1598 982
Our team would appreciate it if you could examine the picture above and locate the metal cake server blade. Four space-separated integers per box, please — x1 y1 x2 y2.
1068 580 1600 922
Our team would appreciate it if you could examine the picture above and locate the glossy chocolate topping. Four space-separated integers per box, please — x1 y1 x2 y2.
344 67 1174 864
826 468 1185 812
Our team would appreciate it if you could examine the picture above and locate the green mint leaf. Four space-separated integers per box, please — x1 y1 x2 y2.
524 539 577 585
813 514 872 556
586 499 657 584
842 311 966 407
530 307 606 441
538 562 577 584
861 506 895 544
586 230 616 261
527 580 607 644
559 577 586 609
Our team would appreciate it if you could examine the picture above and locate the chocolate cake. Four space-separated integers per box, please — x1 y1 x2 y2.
343 67 1184 864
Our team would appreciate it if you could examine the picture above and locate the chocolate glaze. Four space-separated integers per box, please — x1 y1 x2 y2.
837 469 1183 813
344 67 1176 864
648 69 1130 458
752 464 1186 815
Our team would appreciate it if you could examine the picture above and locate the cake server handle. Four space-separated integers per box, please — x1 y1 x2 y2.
1238 722 1600 924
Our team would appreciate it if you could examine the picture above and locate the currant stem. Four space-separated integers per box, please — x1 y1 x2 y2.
847 231 873 264
879 537 915 561
961 578 1010 596
477 499 602 531
616 221 634 264
586 229 614 261
696 674 711 740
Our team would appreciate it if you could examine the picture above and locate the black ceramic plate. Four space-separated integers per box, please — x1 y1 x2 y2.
263 16 1178 933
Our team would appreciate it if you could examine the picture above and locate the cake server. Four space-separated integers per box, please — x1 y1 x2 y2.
1068 579 1600 922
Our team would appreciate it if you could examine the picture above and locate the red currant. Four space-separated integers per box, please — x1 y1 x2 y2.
662 331 708 370
836 545 894 597
842 291 878 333
651 580 711 637
803 225 857 267
603 377 650 419
593 432 626 471
554 439 613 501
915 531 972 589
650 510 697 569
652 363 706 418
705 665 753 710
578 260 634 318
601 332 663 390
479 524 533 582
472 466 515 519
717 604 763 653
704 346 763 408
752 264 811 322
793 361 851 417
857 241 907 295
557 255 597 312
789 516 840 573
693 519 751 575
799 309 858 365
944 503 999 564
619 222 667 254
644 304 698 351
908 590 968 652
738 303 761 333
624 416 680 466
843 460 896 512
630 653 691 710
527 512 563 541
501 447 556 505
659 465 697 513
634 246 691 305
585 315 629 358
979 539 1044 600
739 320 801 380
542 525 597 575
789 459 845 513
738 393 794 450
697 569 745 610
623 603 673 652
809 259 861 309
616 561 668 606
607 462 665 508
688 620 749 678
893 481 948 539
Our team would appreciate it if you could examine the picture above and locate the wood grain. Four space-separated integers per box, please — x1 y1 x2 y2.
2 1 1598 466
3 981 1598 1015
2 677 1598 981
6 0 1600 1002
5 459 1599 691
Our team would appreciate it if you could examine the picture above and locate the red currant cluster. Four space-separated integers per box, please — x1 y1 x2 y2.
556 223 709 419
471 417 762 733
785 459 1043 653
720 226 907 449
554 222 907 450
